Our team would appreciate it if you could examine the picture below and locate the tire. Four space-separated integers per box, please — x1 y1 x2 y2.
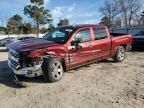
41 58 64 83
113 46 125 62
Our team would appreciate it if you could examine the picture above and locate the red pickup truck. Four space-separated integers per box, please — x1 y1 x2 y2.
7 25 132 82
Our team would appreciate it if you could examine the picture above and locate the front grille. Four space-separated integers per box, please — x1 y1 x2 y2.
9 49 19 58
10 58 19 67
8 49 20 70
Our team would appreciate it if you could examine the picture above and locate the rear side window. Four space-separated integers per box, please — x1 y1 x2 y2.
74 29 91 42
93 28 107 40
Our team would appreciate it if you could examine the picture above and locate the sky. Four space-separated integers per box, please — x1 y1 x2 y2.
0 0 105 27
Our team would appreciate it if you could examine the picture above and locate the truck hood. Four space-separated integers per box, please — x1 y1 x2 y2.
7 38 60 52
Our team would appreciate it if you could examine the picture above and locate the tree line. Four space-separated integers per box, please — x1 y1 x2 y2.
0 0 69 36
99 0 144 29
0 0 143 35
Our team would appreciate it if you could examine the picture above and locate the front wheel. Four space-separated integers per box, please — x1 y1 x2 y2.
42 58 64 83
113 46 125 62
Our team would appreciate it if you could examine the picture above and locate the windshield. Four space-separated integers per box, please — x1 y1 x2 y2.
43 27 75 44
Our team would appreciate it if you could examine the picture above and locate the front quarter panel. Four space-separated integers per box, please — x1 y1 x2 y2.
46 45 68 59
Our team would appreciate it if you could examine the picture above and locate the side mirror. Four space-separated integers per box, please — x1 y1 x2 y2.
71 38 83 45
71 40 76 46
71 38 83 49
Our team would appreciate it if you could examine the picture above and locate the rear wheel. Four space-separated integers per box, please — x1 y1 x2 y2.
42 58 64 82
113 46 125 62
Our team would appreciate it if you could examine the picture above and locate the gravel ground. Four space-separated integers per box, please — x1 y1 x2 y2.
0 50 144 108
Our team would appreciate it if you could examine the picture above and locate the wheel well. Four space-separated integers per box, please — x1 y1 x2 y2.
60 58 66 72
121 44 127 49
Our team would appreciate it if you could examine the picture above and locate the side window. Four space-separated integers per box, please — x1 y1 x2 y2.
74 29 91 42
93 28 107 40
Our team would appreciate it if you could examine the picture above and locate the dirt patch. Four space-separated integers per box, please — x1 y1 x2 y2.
0 51 144 108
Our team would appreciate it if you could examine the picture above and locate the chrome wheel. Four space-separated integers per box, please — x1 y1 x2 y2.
113 46 126 62
42 58 64 82
52 61 63 80
118 47 125 61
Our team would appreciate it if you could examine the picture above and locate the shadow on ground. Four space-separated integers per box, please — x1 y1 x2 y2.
0 60 45 88
131 47 144 52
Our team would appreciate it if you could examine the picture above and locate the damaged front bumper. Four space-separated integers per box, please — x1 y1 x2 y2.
8 60 43 77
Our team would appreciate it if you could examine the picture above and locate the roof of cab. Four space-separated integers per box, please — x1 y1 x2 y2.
57 24 106 29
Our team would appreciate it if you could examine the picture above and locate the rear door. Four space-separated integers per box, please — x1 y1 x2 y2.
91 27 111 60
68 28 93 69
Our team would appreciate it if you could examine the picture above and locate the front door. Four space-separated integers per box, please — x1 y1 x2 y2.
68 28 93 69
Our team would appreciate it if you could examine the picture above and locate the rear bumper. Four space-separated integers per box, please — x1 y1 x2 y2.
8 60 43 77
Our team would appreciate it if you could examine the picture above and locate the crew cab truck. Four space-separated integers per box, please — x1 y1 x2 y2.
7 25 132 82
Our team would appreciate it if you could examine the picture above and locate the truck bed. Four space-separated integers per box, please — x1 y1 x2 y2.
111 34 132 53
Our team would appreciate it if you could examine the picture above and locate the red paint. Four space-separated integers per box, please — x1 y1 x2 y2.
8 25 132 70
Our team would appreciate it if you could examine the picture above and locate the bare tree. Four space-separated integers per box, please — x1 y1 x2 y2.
99 0 121 27
100 0 144 30
119 0 143 27
140 10 144 25
132 13 142 25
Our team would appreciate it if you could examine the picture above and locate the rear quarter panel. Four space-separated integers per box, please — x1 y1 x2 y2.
111 35 132 57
